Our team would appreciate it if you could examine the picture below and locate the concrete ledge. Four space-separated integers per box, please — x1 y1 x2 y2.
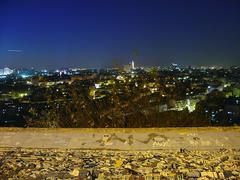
0 127 239 150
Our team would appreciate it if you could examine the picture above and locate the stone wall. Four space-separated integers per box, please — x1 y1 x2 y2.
0 127 239 150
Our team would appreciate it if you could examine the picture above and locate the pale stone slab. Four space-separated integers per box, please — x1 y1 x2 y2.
0 127 239 150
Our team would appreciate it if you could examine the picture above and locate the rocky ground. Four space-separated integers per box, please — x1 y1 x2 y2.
0 148 240 180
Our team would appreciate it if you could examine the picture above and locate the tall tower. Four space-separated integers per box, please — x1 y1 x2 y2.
131 60 135 69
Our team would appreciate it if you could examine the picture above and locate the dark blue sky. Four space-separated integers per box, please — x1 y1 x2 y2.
0 0 240 69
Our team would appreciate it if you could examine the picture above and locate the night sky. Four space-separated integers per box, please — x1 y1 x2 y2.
0 0 240 69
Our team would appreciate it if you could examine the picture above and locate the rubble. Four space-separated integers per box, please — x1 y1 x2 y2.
70 168 79 176
0 148 239 179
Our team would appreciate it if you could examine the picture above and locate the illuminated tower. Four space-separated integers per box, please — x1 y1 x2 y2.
131 60 135 69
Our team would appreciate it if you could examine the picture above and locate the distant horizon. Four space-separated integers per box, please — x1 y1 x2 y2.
0 61 239 70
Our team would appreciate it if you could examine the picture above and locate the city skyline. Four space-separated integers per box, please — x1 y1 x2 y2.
0 0 240 68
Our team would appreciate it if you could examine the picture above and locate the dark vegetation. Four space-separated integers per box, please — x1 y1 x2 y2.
27 80 213 128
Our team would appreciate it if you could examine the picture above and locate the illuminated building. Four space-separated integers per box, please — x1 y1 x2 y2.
131 60 135 69
124 60 135 72
0 67 14 75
